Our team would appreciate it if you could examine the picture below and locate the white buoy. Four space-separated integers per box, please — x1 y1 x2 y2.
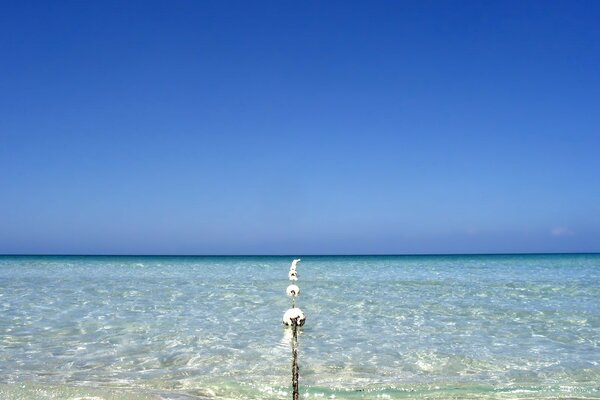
286 284 300 297
283 307 306 327
290 259 301 271
288 270 298 280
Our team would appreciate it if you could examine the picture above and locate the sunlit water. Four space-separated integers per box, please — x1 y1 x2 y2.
1 255 599 399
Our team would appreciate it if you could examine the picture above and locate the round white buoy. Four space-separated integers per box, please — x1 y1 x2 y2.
286 284 300 297
288 270 298 280
282 307 306 326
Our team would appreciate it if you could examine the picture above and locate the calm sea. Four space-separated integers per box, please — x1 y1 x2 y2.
1 254 599 399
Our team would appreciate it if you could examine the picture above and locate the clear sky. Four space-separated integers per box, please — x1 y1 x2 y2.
1 1 599 255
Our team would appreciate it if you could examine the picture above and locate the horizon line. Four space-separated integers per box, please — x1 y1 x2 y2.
1 252 598 257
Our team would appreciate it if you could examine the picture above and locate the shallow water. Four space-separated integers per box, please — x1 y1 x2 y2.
1 254 599 399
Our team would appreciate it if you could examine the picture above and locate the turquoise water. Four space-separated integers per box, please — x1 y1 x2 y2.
1 254 599 399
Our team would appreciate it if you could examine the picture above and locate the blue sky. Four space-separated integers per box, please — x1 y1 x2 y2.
1 1 599 255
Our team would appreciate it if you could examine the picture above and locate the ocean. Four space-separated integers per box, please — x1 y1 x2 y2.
1 254 599 399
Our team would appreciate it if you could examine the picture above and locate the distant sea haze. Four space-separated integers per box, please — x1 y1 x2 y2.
1 254 599 399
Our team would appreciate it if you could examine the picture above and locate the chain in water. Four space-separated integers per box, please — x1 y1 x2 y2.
291 318 299 400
